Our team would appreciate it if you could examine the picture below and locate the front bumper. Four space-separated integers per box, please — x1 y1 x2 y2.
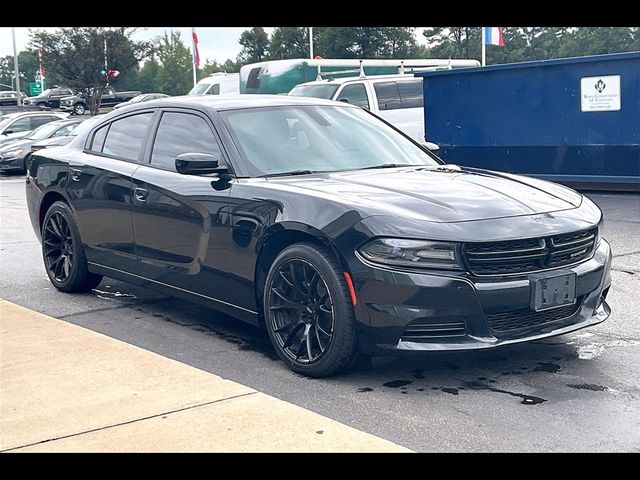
0 154 26 171
352 239 612 353
60 104 74 112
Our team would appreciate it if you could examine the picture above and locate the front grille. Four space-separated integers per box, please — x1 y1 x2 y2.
463 228 597 276
487 299 582 333
401 319 467 341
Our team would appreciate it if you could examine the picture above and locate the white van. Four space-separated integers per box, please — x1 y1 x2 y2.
188 73 240 96
289 74 427 143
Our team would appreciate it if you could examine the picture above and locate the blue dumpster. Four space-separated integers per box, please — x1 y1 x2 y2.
415 52 640 190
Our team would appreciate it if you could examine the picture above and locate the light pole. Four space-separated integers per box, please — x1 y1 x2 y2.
12 28 22 106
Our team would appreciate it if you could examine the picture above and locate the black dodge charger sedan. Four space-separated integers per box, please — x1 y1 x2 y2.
25 95 612 377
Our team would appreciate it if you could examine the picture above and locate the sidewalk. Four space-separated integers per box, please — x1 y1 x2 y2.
0 299 410 452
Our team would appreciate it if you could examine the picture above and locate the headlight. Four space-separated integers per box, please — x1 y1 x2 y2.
2 148 24 157
358 238 463 270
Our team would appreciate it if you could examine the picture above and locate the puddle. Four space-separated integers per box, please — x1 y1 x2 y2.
92 288 137 300
441 387 459 395
357 387 373 393
567 383 607 392
464 381 547 405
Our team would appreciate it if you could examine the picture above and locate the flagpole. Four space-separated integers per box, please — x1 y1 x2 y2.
309 27 314 59
481 27 486 66
191 27 197 88
12 28 22 105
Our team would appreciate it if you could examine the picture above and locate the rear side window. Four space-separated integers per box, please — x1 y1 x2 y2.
336 84 370 110
398 80 423 108
373 82 402 111
206 84 220 95
90 124 109 152
150 112 221 171
101 113 153 161
246 67 261 89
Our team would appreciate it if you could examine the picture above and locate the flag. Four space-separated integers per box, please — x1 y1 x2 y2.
192 29 200 68
483 27 505 47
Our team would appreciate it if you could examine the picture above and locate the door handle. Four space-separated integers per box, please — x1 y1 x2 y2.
70 167 83 181
134 187 149 202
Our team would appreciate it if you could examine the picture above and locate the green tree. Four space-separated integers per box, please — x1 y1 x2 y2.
0 50 55 94
137 54 161 92
30 27 153 115
155 30 193 96
269 27 310 59
315 27 418 59
237 27 269 64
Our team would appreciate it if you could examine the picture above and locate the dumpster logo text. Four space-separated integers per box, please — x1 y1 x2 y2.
581 75 620 112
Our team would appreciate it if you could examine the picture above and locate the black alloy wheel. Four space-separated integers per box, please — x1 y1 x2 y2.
264 243 357 377
73 103 85 115
42 201 102 292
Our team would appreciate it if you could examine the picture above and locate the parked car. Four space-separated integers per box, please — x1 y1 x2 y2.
0 118 82 173
188 73 239 96
289 74 427 143
59 87 142 115
26 96 611 377
113 93 170 109
30 115 104 153
0 111 68 145
22 88 75 109
0 91 27 107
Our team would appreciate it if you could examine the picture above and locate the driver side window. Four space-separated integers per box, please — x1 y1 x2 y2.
336 84 370 110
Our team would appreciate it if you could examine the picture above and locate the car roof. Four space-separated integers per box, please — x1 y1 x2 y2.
294 74 421 87
123 94 348 112
2 111 67 118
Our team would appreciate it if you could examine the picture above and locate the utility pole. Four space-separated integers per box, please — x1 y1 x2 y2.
12 28 22 106
309 27 314 59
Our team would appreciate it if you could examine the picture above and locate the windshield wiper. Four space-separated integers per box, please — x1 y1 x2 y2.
359 163 413 170
261 170 317 178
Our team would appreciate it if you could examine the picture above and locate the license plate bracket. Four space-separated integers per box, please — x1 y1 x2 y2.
531 273 577 312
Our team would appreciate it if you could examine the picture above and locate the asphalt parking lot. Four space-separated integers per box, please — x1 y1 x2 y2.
1 172 639 452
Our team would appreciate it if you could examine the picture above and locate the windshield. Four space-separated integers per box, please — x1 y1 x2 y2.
188 83 210 95
26 122 66 140
127 94 147 103
0 116 17 131
38 89 52 97
69 116 103 137
221 105 438 177
288 84 339 99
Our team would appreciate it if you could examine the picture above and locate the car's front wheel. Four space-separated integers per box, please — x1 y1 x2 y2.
42 201 102 292
263 243 358 377
73 103 85 115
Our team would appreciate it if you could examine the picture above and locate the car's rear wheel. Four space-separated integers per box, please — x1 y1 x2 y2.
42 201 102 292
263 243 358 377
73 103 85 115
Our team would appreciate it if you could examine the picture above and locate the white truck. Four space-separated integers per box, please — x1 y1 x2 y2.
188 72 240 96
289 74 429 144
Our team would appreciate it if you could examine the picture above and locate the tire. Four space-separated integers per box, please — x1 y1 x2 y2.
263 242 357 377
73 103 85 115
42 201 103 292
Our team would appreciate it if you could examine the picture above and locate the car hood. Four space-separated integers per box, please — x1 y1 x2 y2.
264 165 583 223
0 138 32 152
33 136 72 148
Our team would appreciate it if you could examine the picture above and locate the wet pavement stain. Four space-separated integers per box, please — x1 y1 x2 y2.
533 362 561 373
416 388 425 392
567 383 608 391
441 387 459 395
357 387 373 393
401 391 408 394
464 381 547 405
383 380 413 388
410 368 425 379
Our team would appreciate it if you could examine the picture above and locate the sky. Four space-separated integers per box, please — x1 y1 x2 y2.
0 27 430 64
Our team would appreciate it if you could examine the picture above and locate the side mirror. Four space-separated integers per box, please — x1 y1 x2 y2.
420 141 440 153
175 152 228 175
339 98 350 103
4 130 13 135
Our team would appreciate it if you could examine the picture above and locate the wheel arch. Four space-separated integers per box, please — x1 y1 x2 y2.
253 222 351 325
39 190 71 233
